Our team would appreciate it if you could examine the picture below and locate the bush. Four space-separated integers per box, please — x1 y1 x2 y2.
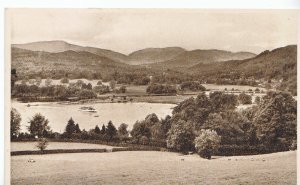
238 92 252 104
180 81 206 91
146 84 177 94
36 138 49 151
194 129 221 159
93 85 109 94
254 96 260 104
140 136 149 145
60 78 69 84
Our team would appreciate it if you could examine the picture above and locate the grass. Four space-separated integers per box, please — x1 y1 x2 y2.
11 150 296 185
11 142 117 152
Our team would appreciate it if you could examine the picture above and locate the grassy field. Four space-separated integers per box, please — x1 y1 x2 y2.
11 151 296 185
11 142 117 152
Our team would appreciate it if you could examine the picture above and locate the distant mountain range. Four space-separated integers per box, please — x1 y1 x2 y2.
12 40 256 66
11 40 297 95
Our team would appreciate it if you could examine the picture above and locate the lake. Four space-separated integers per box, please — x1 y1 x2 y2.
11 101 175 133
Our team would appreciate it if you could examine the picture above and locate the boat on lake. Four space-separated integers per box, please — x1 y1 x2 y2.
79 106 97 112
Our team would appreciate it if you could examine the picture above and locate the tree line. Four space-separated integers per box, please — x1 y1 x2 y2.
11 111 130 143
11 91 296 159
128 91 296 158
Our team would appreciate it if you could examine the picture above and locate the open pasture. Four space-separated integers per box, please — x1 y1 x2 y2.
11 151 296 185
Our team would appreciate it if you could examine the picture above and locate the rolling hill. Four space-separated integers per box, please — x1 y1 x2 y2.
11 47 140 79
189 45 297 94
12 41 256 66
13 40 128 63
127 47 186 65
149 49 256 69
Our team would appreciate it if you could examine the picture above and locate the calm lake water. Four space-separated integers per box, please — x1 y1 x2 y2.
12 101 175 133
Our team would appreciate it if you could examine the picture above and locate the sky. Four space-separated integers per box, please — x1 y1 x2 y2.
7 9 298 54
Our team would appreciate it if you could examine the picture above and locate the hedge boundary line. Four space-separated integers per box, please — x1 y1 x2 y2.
11 147 168 156
11 148 107 156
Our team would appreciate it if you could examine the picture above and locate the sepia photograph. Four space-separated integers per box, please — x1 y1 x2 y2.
6 8 298 184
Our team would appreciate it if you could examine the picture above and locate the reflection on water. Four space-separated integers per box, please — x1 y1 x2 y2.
12 101 175 133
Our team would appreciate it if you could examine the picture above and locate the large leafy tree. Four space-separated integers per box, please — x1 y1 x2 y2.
166 120 195 153
253 91 297 151
202 111 256 146
11 108 21 139
209 91 238 112
118 123 129 141
28 113 50 137
195 129 221 159
131 121 151 143
172 93 212 129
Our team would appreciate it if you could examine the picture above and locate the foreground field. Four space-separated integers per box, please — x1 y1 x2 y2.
11 151 296 185
11 142 117 152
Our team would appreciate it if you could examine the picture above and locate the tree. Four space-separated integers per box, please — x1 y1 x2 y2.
95 125 101 134
119 86 127 93
109 80 116 90
76 80 84 87
78 89 97 99
35 77 42 86
87 83 93 90
36 138 49 151
45 78 52 86
254 96 261 104
253 91 297 151
131 121 151 143
28 113 50 137
179 81 206 91
100 124 106 135
65 117 76 135
195 129 221 159
238 92 252 104
11 108 21 139
60 78 69 84
140 136 149 145
75 123 81 133
118 123 129 141
209 91 238 112
166 120 194 153
106 121 117 141
202 111 255 146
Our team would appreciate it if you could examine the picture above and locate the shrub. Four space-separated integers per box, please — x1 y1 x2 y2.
119 86 127 93
45 78 52 86
254 96 261 104
238 92 252 104
146 84 177 94
60 78 69 84
36 138 49 151
194 129 221 159
140 136 149 145
179 81 206 91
